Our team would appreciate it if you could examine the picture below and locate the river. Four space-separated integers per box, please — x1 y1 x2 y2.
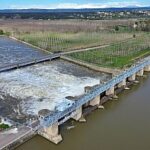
15 73 150 150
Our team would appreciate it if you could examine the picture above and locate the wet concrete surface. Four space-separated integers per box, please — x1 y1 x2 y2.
0 37 48 68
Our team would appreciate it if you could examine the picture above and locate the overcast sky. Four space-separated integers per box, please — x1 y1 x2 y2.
0 0 149 9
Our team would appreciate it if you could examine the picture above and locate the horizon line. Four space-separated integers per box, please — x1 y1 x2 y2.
0 6 150 10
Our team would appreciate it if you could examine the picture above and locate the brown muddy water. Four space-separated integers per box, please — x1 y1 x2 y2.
15 74 150 150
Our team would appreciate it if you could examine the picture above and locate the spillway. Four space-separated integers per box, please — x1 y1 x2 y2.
0 59 111 122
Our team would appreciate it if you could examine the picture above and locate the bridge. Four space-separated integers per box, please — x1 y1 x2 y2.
38 57 150 144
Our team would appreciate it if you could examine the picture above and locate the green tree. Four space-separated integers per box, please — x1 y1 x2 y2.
0 29 4 35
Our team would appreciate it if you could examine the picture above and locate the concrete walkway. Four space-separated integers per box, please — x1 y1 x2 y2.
0 126 33 150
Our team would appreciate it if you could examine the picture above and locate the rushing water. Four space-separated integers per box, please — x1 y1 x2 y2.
0 59 110 122
15 73 150 150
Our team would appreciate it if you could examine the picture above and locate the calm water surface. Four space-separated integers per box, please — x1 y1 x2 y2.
0 37 48 67
16 74 150 150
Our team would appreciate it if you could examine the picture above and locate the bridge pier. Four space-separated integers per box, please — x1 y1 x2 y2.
71 106 83 121
136 69 144 76
144 65 150 72
106 86 115 96
65 96 84 121
118 79 126 88
38 109 62 144
85 86 101 106
128 73 136 81
42 122 62 144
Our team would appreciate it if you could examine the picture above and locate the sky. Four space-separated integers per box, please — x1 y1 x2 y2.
0 0 149 9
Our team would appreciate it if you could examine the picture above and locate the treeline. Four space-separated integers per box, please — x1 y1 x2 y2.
0 11 149 20
135 20 150 31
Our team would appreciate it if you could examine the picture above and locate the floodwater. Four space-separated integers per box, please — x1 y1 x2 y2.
16 73 150 150
0 37 48 68
0 59 110 122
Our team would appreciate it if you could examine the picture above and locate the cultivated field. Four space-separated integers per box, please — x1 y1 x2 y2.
0 19 140 52
16 31 138 52
67 33 150 69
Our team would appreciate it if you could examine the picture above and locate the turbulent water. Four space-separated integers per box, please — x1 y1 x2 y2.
0 60 110 116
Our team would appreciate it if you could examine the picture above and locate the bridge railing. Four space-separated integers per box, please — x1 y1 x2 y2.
41 58 150 127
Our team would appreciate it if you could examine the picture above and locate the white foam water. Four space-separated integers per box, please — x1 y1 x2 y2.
0 63 101 115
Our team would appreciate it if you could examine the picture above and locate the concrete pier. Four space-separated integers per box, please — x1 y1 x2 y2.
72 107 83 121
38 109 62 144
85 86 101 106
106 86 115 96
136 68 144 76
128 73 136 81
144 65 150 72
41 122 62 144
117 79 126 88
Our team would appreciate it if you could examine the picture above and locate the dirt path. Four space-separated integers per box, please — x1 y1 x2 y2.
61 44 110 55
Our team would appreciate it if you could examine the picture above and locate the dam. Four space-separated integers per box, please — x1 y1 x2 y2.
0 36 150 149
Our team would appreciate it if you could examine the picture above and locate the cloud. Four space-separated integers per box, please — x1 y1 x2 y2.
9 1 149 9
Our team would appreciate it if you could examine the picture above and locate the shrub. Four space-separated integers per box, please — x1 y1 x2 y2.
0 29 4 35
0 124 10 129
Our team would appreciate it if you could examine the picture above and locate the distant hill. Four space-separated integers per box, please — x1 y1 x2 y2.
0 7 150 13
0 7 149 20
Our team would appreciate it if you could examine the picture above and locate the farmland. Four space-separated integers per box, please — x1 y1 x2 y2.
16 31 138 53
0 19 141 52
67 33 150 69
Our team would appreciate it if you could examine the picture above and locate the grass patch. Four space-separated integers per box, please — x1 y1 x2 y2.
67 34 150 69
0 124 10 130
15 31 142 52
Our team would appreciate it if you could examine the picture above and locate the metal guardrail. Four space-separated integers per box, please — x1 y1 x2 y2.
0 54 60 73
41 58 150 127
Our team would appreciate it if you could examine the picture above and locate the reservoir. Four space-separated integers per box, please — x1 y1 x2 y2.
15 73 150 150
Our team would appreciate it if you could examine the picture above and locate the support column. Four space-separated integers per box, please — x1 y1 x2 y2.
72 106 82 121
118 79 126 88
136 69 144 76
128 73 136 81
65 96 85 122
106 86 115 96
144 65 150 72
84 86 101 107
41 122 62 144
